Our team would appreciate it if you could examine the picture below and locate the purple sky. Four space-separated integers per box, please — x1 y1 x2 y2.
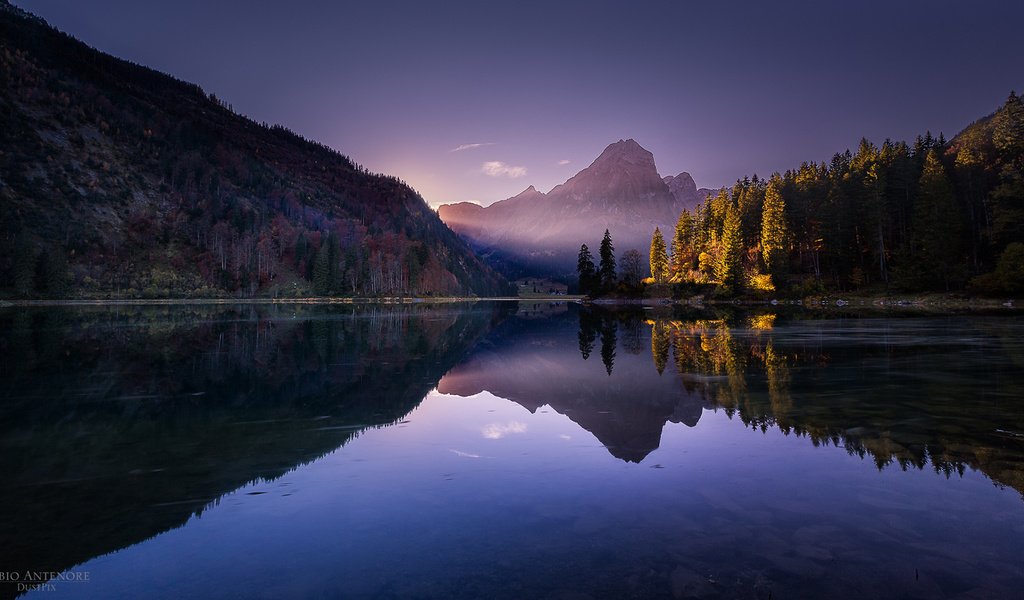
15 0 1024 207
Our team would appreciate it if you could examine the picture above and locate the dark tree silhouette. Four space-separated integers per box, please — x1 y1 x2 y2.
576 243 597 295
600 315 617 376
598 229 616 292
577 309 599 360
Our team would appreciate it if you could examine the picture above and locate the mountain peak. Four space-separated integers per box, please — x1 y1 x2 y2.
664 171 694 183
663 172 704 211
438 137 696 273
603 138 646 153
508 184 544 201
591 138 656 170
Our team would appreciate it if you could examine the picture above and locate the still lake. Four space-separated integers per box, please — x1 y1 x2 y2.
2 302 1023 599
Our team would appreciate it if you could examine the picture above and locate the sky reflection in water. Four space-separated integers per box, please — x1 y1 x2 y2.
3 303 1023 599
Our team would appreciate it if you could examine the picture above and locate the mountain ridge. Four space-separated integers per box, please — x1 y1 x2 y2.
438 139 712 275
0 3 510 298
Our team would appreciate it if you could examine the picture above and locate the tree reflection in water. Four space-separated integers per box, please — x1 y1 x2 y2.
576 306 1024 497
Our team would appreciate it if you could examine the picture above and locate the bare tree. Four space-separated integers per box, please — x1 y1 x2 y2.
621 248 644 286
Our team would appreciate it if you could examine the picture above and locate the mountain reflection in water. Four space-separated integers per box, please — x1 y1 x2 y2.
443 305 1024 496
2 302 1023 599
439 306 710 462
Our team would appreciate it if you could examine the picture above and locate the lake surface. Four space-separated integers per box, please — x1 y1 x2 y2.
2 302 1023 599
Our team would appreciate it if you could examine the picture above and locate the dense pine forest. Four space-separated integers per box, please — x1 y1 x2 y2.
580 94 1024 298
0 2 510 299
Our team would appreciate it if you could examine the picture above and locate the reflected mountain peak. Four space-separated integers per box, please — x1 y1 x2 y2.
439 307 711 463
4 304 1024 598
440 305 1024 493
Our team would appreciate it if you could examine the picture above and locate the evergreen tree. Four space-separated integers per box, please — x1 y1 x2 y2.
908 150 965 289
708 189 730 235
649 227 669 283
737 175 766 246
761 176 789 277
991 167 1024 247
789 162 827 280
953 134 988 269
715 204 743 293
991 91 1024 246
312 233 338 295
671 209 693 274
993 91 1024 157
822 151 858 288
598 229 616 291
576 243 597 295
312 246 331 295
328 234 340 289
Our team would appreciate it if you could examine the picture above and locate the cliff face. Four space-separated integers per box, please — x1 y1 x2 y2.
0 4 509 298
439 140 709 275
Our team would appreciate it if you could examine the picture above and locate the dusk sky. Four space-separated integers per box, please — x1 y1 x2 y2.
15 0 1024 207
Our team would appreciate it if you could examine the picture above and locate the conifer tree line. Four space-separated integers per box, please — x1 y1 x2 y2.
578 93 1024 296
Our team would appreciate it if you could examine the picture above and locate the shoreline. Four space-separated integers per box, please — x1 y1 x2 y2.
0 294 1015 311
0 296 581 307
0 297 505 307
591 296 1018 312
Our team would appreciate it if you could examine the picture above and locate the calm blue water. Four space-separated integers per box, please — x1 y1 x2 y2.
2 303 1023 599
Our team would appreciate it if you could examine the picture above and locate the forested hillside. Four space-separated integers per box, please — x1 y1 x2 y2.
654 94 1024 296
0 2 510 298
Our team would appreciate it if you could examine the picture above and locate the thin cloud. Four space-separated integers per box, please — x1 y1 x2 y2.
481 421 528 439
557 159 571 165
481 161 527 178
450 142 495 153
